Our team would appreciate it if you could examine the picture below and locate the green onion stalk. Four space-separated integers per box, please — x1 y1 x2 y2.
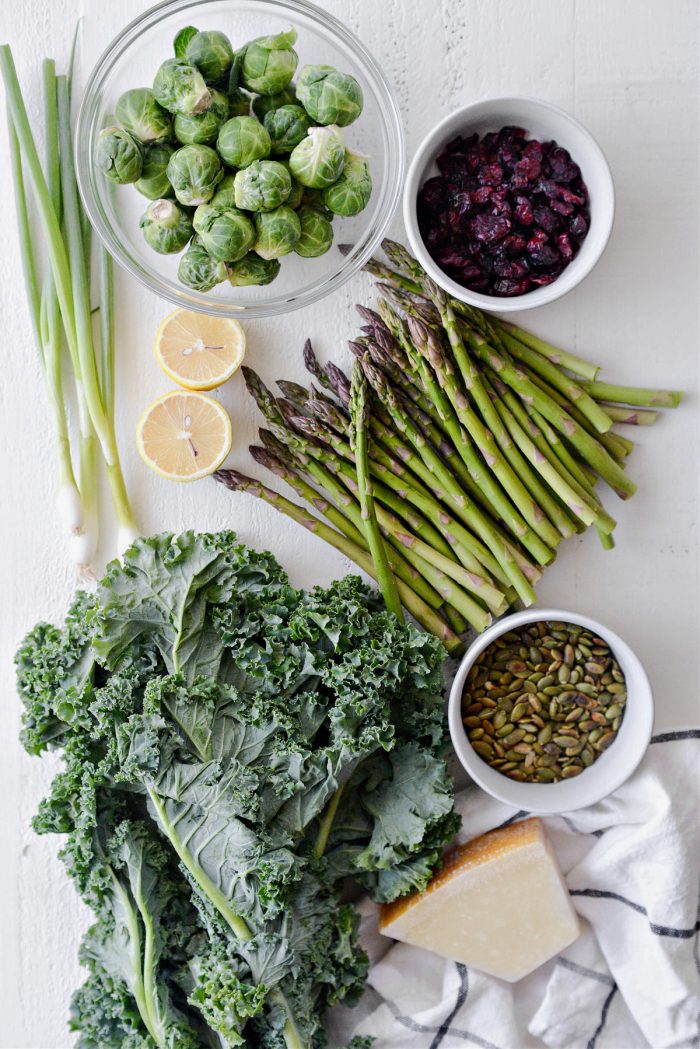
1 44 138 567
46 59 100 569
6 88 89 565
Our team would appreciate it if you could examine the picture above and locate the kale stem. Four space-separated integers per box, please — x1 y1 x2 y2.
313 783 345 860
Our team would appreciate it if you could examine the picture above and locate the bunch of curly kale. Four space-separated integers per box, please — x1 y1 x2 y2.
16 531 459 1049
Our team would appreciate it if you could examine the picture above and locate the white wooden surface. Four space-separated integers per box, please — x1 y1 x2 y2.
0 1 697 1045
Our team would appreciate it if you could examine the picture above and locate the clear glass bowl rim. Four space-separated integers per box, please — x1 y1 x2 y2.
75 0 405 318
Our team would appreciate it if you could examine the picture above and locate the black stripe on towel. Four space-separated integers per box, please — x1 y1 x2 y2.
556 956 615 986
586 984 617 1049
495 809 529 829
571 889 700 938
651 729 700 743
429 964 469 1049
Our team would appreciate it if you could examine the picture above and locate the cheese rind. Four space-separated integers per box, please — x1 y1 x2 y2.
379 818 579 982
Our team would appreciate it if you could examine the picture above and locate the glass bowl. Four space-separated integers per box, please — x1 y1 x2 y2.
76 0 404 318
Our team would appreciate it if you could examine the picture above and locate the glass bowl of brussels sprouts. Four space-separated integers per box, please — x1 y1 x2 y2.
76 0 404 318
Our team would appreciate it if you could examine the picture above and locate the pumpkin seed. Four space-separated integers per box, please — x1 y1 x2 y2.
461 620 625 783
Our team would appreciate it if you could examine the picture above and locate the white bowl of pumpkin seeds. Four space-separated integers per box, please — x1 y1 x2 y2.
448 609 654 814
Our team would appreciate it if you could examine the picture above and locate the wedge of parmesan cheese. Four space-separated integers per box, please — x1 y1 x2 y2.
378 818 579 982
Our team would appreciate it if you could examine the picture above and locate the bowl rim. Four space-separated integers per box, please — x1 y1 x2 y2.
448 607 654 814
75 0 405 319
402 95 615 314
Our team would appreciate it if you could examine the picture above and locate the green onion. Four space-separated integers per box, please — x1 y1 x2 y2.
1 43 138 567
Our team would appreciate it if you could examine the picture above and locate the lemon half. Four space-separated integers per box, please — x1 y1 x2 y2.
137 390 232 482
155 308 246 391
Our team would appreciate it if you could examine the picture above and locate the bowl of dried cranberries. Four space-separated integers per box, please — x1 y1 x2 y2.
403 97 615 311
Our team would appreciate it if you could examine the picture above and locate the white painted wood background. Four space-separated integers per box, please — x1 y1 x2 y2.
0 1 697 1045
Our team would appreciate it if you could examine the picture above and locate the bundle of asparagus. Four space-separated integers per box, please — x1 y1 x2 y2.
216 240 681 653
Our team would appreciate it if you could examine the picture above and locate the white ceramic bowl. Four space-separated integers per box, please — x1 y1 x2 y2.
403 97 615 313
448 609 653 814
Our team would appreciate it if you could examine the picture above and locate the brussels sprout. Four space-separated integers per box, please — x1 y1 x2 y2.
173 25 198 58
192 203 256 262
322 150 372 216
115 88 172 144
263 104 310 154
139 198 193 254
227 252 281 286
240 28 298 96
278 162 304 208
227 88 251 117
178 236 228 290
252 83 297 120
294 204 333 257
174 88 229 145
167 144 223 205
233 159 291 212
217 115 270 168
185 29 234 83
154 58 211 116
96 126 143 184
209 173 237 208
288 125 345 188
253 205 301 259
296 64 363 127
300 186 332 215
135 142 176 198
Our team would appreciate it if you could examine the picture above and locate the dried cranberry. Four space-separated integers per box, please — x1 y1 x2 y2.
471 185 493 205
514 155 540 183
569 212 589 238
469 213 511 243
493 277 532 296
557 233 575 260
538 179 586 205
532 205 559 233
416 125 590 297
527 228 549 251
418 176 446 213
530 271 562 286
493 256 530 278
479 162 504 186
529 241 560 266
503 233 528 255
513 196 534 225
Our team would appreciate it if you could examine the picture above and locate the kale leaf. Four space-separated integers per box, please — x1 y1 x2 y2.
16 532 458 1047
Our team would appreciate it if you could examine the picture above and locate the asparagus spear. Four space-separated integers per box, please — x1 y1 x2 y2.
215 470 463 653
270 410 537 603
398 315 558 561
265 416 489 616
492 375 613 531
463 325 637 499
495 327 614 435
479 369 615 535
417 280 564 551
360 356 556 585
280 416 500 626
495 319 601 382
601 406 659 426
349 363 403 620
249 443 441 608
328 448 507 617
523 366 634 460
580 381 683 409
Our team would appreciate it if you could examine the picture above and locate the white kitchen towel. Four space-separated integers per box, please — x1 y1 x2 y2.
330 729 700 1049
